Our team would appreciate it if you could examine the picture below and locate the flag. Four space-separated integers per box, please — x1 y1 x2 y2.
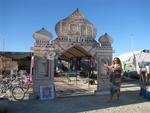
30 55 34 76
31 55 34 68
132 53 136 69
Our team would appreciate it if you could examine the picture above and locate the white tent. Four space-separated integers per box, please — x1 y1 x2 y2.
118 49 150 73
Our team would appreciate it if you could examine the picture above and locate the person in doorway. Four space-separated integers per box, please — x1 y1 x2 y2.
104 57 122 102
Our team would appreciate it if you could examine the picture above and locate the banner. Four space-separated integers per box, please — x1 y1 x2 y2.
132 53 136 68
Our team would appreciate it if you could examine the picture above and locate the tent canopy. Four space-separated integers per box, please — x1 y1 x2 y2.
60 46 91 59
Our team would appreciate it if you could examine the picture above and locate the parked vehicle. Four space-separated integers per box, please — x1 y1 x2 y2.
128 71 139 79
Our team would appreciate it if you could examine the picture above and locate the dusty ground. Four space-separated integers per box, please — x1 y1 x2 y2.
7 91 150 113
5 80 150 113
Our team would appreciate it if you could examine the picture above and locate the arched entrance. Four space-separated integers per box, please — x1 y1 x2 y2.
31 9 113 100
54 45 97 97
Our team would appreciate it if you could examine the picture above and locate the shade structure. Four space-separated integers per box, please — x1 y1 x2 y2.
60 46 91 59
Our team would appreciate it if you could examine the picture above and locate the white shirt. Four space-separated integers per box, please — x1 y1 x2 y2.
146 65 150 74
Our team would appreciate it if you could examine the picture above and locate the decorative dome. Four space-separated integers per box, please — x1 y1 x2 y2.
33 28 53 45
99 33 113 46
33 28 52 41
55 8 96 39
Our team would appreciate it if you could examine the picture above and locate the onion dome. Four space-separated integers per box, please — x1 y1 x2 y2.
33 28 52 45
55 8 96 39
99 33 113 46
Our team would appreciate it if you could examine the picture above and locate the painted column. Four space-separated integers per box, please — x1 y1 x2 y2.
31 28 55 100
95 48 112 95
95 57 109 95
31 55 55 100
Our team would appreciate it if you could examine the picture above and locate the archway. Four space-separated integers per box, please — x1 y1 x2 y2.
54 45 97 97
31 9 113 100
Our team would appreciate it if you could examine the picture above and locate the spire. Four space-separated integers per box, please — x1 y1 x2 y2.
76 8 80 12
71 8 82 17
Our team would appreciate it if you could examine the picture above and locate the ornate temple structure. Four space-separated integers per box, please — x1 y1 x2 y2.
32 8 113 99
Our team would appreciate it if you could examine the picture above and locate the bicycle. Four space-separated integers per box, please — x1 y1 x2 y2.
17 75 32 93
0 77 25 101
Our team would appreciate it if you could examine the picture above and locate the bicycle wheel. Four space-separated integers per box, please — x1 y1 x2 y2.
0 84 7 98
22 84 30 93
12 86 25 101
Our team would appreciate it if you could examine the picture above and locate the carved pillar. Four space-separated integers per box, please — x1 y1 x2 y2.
95 57 109 95
30 47 56 100
95 48 112 95
31 55 55 100
31 27 55 100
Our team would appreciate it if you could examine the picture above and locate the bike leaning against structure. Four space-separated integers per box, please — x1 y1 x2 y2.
0 76 25 101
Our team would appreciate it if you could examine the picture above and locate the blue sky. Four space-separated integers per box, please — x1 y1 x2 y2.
0 0 150 56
